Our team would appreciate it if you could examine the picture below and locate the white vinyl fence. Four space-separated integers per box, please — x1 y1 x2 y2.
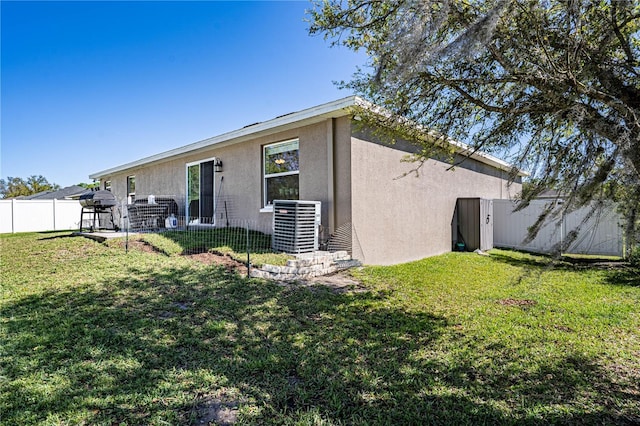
493 199 624 257
0 199 83 234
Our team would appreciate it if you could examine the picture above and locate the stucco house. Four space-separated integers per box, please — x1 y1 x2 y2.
89 96 524 265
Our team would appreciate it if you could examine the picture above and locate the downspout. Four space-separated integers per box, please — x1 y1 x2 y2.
327 118 336 235
185 166 189 228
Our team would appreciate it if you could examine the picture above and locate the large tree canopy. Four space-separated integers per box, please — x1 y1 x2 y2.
0 175 60 199
310 0 639 241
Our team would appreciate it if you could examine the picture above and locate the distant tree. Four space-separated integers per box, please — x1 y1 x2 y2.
0 175 60 198
77 182 99 190
310 0 640 247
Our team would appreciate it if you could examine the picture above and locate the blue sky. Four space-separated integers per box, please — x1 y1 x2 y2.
1 1 366 187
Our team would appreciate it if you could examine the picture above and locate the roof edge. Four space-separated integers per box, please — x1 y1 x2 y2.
90 95 527 179
90 96 359 179
448 139 529 177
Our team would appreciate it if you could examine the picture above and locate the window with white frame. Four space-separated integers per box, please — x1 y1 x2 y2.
104 180 111 191
263 139 299 207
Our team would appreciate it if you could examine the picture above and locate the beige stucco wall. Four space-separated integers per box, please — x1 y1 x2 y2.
99 120 342 232
349 136 521 265
97 115 521 265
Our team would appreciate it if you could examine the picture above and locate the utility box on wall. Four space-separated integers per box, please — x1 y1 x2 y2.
455 198 494 251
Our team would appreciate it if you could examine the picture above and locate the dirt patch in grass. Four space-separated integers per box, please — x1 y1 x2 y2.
183 248 248 273
553 324 575 332
191 395 240 425
109 238 168 255
128 240 161 254
498 298 538 307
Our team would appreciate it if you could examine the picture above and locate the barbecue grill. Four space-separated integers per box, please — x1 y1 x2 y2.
79 190 119 232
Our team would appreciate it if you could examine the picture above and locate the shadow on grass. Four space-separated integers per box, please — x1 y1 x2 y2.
2 263 638 425
37 232 79 241
489 250 574 271
603 267 640 287
490 250 640 288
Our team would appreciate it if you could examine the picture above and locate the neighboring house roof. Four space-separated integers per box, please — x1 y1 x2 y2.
535 190 563 199
90 96 527 179
21 185 89 200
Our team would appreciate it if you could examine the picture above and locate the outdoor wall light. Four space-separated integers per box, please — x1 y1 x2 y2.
214 158 223 173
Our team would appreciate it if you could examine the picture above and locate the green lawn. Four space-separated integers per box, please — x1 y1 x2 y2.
1 232 638 425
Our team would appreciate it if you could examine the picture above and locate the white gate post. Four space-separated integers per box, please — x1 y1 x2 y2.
53 199 57 231
11 199 15 233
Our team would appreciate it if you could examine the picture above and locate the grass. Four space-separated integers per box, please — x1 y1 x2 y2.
1 232 639 425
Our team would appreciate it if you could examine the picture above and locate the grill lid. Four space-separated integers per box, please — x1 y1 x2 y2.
79 190 117 208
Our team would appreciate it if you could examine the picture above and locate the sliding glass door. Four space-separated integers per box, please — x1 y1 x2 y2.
186 159 215 224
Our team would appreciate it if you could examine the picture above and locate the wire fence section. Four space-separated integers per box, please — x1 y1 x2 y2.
126 214 272 250
121 198 275 273
119 199 362 269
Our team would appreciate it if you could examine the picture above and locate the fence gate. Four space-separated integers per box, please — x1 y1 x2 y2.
456 198 494 251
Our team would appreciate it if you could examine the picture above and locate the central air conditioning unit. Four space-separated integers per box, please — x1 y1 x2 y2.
272 200 321 254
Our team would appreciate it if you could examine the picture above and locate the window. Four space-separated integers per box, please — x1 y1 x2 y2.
186 158 216 224
127 176 135 203
104 180 111 191
263 139 299 207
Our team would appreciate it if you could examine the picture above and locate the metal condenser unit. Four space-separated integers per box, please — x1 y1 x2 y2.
272 200 321 254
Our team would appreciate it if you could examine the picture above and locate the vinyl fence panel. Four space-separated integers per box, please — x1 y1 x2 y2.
563 205 623 256
493 200 561 254
0 199 83 233
0 201 13 233
54 200 83 231
493 199 623 257
13 200 55 232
